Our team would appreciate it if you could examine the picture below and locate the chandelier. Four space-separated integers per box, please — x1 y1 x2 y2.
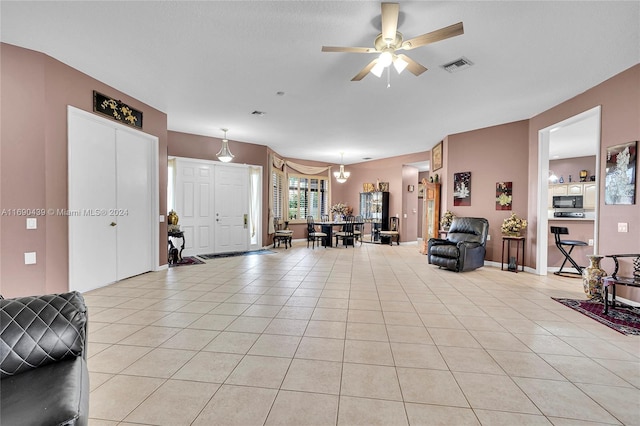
216 128 234 163
334 152 350 183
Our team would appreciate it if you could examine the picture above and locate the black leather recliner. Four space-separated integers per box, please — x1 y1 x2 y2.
428 217 489 272
1 291 89 426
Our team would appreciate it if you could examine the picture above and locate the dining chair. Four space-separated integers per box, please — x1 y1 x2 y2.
354 215 364 246
379 216 400 245
273 217 293 249
307 216 327 249
335 215 356 248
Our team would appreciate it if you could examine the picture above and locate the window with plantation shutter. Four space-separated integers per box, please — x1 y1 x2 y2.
272 169 285 220
288 174 328 221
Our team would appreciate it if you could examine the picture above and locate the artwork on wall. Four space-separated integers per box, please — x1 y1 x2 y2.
93 91 143 128
496 182 513 210
379 182 390 192
453 172 471 206
605 141 637 205
431 141 443 171
363 183 375 193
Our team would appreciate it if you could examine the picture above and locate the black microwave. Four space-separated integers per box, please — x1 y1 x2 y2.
553 195 583 209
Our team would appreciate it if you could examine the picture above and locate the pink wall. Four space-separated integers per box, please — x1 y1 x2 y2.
1 43 168 297
444 121 530 262
529 64 640 276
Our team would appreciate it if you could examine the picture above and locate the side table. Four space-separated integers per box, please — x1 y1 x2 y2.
168 230 185 264
602 276 640 314
501 236 525 273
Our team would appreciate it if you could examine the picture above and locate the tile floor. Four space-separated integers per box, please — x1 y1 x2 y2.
85 242 639 426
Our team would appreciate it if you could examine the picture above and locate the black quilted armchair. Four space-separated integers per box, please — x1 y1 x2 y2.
428 217 489 272
1 291 89 426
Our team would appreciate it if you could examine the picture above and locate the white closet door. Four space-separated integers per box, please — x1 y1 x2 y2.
115 128 153 280
215 165 249 253
68 112 118 291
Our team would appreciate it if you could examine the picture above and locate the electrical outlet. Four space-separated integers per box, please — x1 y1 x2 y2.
588 239 594 246
486 234 491 241
26 218 37 229
24 252 36 265
617 222 628 233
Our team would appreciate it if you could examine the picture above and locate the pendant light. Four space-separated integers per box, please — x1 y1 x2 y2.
334 152 350 183
216 128 234 163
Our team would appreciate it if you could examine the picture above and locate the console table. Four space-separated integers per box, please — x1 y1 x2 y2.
501 236 525 273
168 230 185 264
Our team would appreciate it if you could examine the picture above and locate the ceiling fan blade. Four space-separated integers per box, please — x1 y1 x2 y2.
322 46 376 53
401 22 464 50
351 58 379 81
381 2 400 44
397 54 428 76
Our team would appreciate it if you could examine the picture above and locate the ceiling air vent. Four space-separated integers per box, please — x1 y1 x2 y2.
442 57 474 73
251 110 266 116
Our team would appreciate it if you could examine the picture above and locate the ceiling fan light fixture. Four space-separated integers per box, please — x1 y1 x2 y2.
371 62 385 78
393 55 408 74
378 50 393 67
216 128 234 163
333 153 350 183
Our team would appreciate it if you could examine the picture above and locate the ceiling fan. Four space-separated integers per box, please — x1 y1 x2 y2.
322 2 464 81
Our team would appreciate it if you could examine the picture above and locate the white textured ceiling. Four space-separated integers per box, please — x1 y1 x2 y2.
2 1 638 165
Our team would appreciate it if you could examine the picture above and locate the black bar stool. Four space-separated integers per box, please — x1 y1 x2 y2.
550 226 587 277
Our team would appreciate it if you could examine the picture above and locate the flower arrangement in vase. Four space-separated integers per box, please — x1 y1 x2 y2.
330 203 353 220
501 213 527 236
440 210 455 230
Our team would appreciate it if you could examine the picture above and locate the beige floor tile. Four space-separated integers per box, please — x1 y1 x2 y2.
173 351 242 383
540 354 633 387
118 325 180 347
341 363 403 401
89 375 164 421
454 371 540 414
386 324 434 345
150 312 203 328
576 382 640 426
561 336 639 361
473 409 552 425
397 367 468 407
488 350 565 380
88 419 119 426
428 328 482 348
305 320 346 339
264 318 309 336
202 331 260 354
593 358 640 388
337 396 408 426
412 302 451 314
281 358 342 394
346 322 389 341
187 313 237 331
89 323 145 344
344 339 394 365
89 372 113 392
276 306 315 320
123 379 219 426
419 313 465 329
295 336 344 362
209 303 250 315
122 347 195 378
514 377 620 424
349 299 382 311
88 344 152 374
112 309 168 325
286 296 319 307
174 300 220 314
439 346 505 374
265 390 338 426
87 342 111 359
348 309 386 324
383 311 423 326
321 289 350 299
242 304 282 318
514 334 583 356
472 330 533 352
159 328 219 350
391 342 448 370
248 333 301 357
225 355 291 388
405 403 480 425
192 384 277 426
381 300 415 312
456 315 506 332
224 316 272 333
317 297 350 309
312 307 348 321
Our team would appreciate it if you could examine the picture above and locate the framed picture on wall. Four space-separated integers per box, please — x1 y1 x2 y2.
605 140 637 205
453 172 471 206
432 141 443 171
496 182 513 210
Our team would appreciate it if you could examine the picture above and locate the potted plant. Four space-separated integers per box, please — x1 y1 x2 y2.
440 210 455 230
501 213 527 236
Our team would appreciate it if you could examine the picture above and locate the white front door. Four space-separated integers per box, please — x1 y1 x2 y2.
215 165 249 253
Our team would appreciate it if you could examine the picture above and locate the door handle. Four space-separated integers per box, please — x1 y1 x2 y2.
244 214 248 229
110 222 117 227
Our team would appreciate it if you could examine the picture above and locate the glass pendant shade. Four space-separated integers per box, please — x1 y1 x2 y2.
334 153 350 183
217 129 234 163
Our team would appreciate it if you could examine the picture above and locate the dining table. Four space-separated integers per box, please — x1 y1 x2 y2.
317 220 364 247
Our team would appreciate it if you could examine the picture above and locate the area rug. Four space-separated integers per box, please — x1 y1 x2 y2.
198 249 276 259
552 298 640 335
169 256 205 267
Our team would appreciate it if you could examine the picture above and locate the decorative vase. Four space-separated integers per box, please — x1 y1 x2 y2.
508 256 517 271
168 210 179 225
582 255 607 300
